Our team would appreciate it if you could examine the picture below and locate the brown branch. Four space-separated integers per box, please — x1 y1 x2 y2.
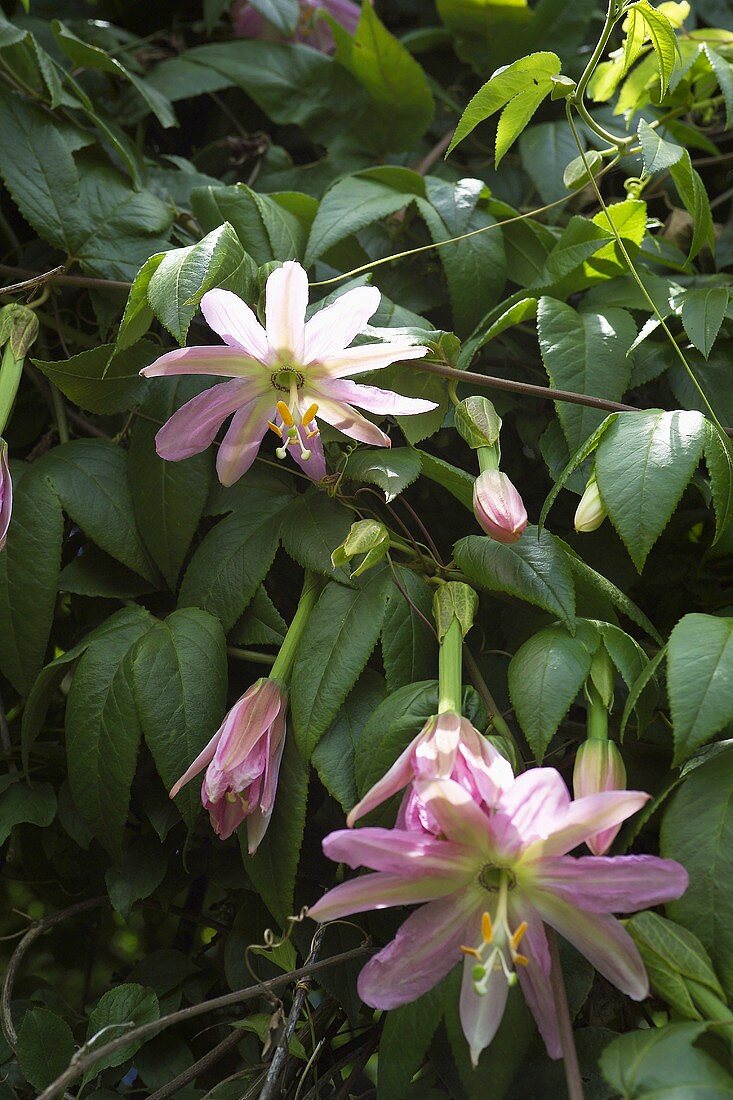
36 940 370 1100
146 1028 243 1100
0 264 132 293
260 927 324 1100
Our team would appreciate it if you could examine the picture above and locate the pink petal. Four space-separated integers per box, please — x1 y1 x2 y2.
303 286 380 362
525 790 650 859
265 260 308 357
357 889 483 1009
215 678 285 770
527 888 649 999
155 378 253 461
317 341 429 379
169 728 221 799
205 785 248 840
460 950 509 1067
346 742 418 826
322 827 475 881
141 346 263 378
508 899 561 1059
531 855 688 913
498 768 570 845
215 396 273 485
311 394 391 447
308 870 464 923
200 288 269 359
247 804 273 854
415 779 492 851
321 378 438 416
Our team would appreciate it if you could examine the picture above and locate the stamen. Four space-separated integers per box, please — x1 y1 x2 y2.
276 400 294 427
460 945 481 960
275 445 288 460
267 421 283 438
302 402 319 425
510 921 528 951
482 912 493 944
514 954 529 967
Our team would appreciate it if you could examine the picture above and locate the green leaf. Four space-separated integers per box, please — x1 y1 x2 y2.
132 608 228 829
41 440 157 583
248 0 299 35
415 448 474 510
519 121 580 203
85 985 160 1075
620 644 666 739
32 341 155 415
0 781 56 846
344 447 421 502
704 422 733 540
635 0 680 97
355 680 438 797
60 549 155 600
280 488 352 577
116 253 165 353
312 671 386 811
508 621 597 760
447 52 561 154
667 613 733 764
417 177 506 336
538 414 618 533
65 608 154 855
537 298 636 451
662 748 733 998
192 184 315 265
178 486 290 629
230 586 287 647
378 983 446 1100
496 80 556 166
669 152 714 260
680 288 729 359
147 223 248 344
331 2 434 152
0 464 63 694
291 569 392 760
561 545 663 644
304 169 424 264
637 118 684 175
16 1008 75 1091
244 734 308 924
381 567 436 693
454 528 576 629
536 217 611 285
458 296 538 369
600 1022 733 1099
105 834 168 919
594 410 707 571
704 45 733 129
627 911 726 1021
128 383 212 589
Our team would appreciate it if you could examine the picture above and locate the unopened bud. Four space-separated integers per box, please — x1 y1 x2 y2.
588 645 615 710
455 397 502 450
574 474 606 533
573 739 626 855
331 519 389 577
473 470 527 543
0 304 39 359
432 581 479 641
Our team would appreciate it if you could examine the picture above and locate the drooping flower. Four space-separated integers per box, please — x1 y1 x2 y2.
473 470 527 543
573 739 627 856
231 0 360 53
141 263 433 486
169 677 287 853
0 441 11 551
347 711 514 832
575 473 606 533
309 771 687 1066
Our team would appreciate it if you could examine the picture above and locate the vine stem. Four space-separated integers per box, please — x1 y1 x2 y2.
573 0 633 149
547 928 585 1100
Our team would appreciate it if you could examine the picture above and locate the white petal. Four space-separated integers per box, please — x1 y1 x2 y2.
265 261 309 358
303 285 381 362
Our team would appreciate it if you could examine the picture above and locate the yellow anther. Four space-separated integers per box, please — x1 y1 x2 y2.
267 421 283 438
514 954 529 967
482 912 493 945
510 921 528 951
302 402 319 426
460 945 481 960
276 400 294 427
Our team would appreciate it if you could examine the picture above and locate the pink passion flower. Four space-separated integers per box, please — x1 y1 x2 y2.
231 0 360 53
141 262 433 486
169 677 287 853
0 441 11 551
308 770 687 1066
347 711 514 833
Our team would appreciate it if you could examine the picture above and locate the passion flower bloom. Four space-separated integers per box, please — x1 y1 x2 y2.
141 263 433 485
347 711 514 832
0 441 11 551
573 739 627 856
231 0 360 53
169 677 287 853
309 771 687 1065
473 470 527 543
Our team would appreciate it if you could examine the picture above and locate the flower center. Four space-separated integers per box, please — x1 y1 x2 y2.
266 368 319 463
461 872 528 995
478 865 515 892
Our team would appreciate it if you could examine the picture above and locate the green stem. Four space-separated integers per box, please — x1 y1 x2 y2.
438 617 463 715
50 386 69 445
270 573 324 685
587 694 609 741
688 981 733 1025
573 0 633 150
547 929 586 1100
0 344 23 438
477 446 500 474
227 647 277 666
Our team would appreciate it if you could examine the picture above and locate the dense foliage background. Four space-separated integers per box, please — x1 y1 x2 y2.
1 0 733 1096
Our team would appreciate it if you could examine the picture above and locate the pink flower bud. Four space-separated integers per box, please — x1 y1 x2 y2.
170 677 287 853
231 1 269 37
573 739 627 855
0 442 11 552
473 470 527 543
574 474 606 533
231 0 360 52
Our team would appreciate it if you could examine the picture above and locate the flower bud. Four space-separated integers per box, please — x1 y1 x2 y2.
473 470 527 543
574 474 606 533
455 397 502 450
0 441 11 552
573 739 626 855
331 519 389 577
432 581 478 641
